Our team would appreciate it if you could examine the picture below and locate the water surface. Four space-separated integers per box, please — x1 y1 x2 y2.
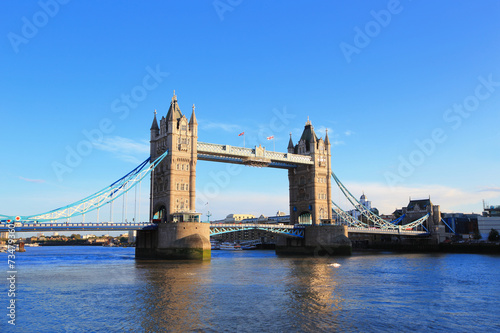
2 247 499 332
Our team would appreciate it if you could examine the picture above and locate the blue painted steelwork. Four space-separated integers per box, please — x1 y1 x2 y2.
0 221 154 232
209 223 305 238
0 150 169 222
331 172 429 231
389 214 405 225
197 154 243 164
198 154 299 169
441 218 456 234
3 221 305 238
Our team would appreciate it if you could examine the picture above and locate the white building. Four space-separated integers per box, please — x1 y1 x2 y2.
477 216 500 240
224 214 256 223
349 194 371 220
128 230 136 243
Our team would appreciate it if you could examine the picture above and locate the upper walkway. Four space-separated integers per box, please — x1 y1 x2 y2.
197 142 313 169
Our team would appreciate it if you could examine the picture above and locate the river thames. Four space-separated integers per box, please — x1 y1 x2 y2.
2 246 499 332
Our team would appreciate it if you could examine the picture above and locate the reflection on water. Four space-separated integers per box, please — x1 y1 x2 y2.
136 261 213 332
284 258 344 332
5 247 500 332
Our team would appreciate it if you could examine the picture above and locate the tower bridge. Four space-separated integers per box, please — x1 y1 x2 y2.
1 91 443 259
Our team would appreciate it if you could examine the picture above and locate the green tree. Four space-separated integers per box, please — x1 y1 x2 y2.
488 229 499 242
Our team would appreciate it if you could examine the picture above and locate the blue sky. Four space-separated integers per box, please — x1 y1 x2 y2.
1 0 499 224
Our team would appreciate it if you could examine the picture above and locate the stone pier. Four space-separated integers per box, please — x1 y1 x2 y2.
135 222 211 260
276 225 352 256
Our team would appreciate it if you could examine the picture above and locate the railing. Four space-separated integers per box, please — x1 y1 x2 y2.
1 222 153 231
197 142 313 165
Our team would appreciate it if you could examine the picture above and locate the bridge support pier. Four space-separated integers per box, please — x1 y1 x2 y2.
276 225 352 256
135 222 211 260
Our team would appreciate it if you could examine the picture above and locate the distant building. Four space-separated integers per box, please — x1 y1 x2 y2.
441 213 480 235
348 193 380 225
478 216 500 240
401 198 441 233
213 213 291 225
224 214 256 223
478 202 500 239
482 202 500 217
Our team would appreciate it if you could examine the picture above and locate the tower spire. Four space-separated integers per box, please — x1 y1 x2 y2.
325 128 330 145
150 109 159 131
189 103 198 125
288 132 294 147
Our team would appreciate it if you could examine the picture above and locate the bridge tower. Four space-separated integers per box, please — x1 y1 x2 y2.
149 91 198 222
136 92 210 260
288 119 332 225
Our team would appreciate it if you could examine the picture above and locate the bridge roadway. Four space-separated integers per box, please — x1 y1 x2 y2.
1 222 429 237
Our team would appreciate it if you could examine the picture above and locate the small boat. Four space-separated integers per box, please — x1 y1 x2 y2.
241 244 257 250
211 240 220 250
220 242 242 251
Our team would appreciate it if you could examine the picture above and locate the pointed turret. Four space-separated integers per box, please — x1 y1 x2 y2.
287 132 294 153
151 110 159 141
311 127 317 143
189 104 197 125
166 90 183 122
299 117 318 152
325 129 330 146
150 110 159 131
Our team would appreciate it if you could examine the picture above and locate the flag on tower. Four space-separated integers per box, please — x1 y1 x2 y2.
238 132 245 136
267 136 274 140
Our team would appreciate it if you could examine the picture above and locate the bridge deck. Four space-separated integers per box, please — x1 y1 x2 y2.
2 222 428 237
347 227 429 236
197 142 313 169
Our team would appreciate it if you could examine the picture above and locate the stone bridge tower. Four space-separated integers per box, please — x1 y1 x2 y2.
138 92 209 261
149 91 198 222
288 119 332 225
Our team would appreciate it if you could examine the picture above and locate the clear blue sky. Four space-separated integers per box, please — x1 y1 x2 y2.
1 0 499 223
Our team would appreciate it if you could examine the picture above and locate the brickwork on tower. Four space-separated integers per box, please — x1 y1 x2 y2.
149 92 198 222
288 119 332 225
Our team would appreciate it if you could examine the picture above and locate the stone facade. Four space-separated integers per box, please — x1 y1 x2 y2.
288 119 332 225
402 198 441 232
149 92 198 222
